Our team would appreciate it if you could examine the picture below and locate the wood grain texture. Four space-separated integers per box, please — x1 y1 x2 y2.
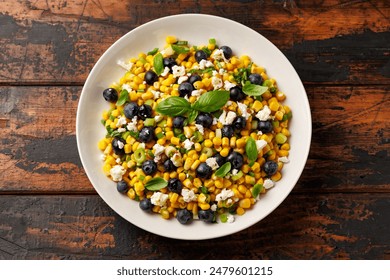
0 194 389 260
0 0 389 84
0 85 388 193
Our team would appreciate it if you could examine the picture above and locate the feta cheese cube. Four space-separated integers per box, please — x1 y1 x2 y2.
150 192 169 206
181 189 197 203
237 102 250 120
263 179 275 189
183 139 194 150
109 165 126 182
206 157 219 170
278 156 290 163
256 105 272 121
117 60 133 71
255 139 267 152
178 75 188 84
216 188 234 202
172 65 186 77
211 76 223 90
195 124 204 135
161 67 170 77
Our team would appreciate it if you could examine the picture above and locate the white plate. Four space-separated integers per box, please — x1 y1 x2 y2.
76 14 311 240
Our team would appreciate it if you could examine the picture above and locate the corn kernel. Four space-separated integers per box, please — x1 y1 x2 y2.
199 203 210 210
212 137 222 147
171 137 180 146
236 207 245 215
166 35 177 44
239 198 251 209
204 139 213 148
252 100 263 112
191 159 201 171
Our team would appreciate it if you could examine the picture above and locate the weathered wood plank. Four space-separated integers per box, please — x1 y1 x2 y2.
0 0 389 84
0 194 388 259
0 85 388 193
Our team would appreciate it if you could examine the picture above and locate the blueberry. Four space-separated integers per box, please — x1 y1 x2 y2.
142 160 157 175
139 198 152 211
258 120 273 133
123 102 139 119
195 50 207 63
138 126 155 143
178 82 194 97
173 116 186 129
264 161 278 176
233 116 246 131
196 162 212 179
226 151 244 169
138 104 152 120
195 113 213 128
111 137 126 156
117 180 129 193
188 74 202 85
214 153 226 167
167 178 183 194
103 88 118 103
221 125 234 138
163 57 177 71
163 159 175 172
144 70 158 85
220 45 233 59
176 209 193 224
248 73 263 85
198 209 215 223
229 86 245 102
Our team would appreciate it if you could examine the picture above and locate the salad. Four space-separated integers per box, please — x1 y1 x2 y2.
98 36 292 224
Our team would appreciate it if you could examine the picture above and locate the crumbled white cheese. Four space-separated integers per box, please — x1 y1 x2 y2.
172 65 186 78
117 127 126 133
116 158 121 164
117 141 124 150
211 76 223 90
263 179 275 189
225 111 237 125
226 101 233 106
138 143 145 149
212 70 218 76
237 102 250 120
183 139 194 150
191 89 203 97
231 169 238 176
100 154 106 161
160 46 174 56
206 157 219 170
161 67 170 77
181 189 197 203
218 110 227 124
216 188 234 202
211 49 229 63
256 105 272 121
198 59 214 69
227 214 235 223
212 117 218 125
184 95 189 101
117 60 133 71
224 81 236 91
153 143 165 157
171 152 182 167
215 128 222 138
150 192 169 206
121 83 132 93
219 68 226 75
109 165 126 182
126 116 138 132
257 131 263 136
255 139 267 152
117 116 127 127
195 124 204 135
210 204 217 212
278 156 290 163
178 75 188 84
227 198 233 205
151 89 162 99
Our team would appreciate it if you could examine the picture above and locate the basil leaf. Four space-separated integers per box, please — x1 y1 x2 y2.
172 44 190 54
192 90 229 113
245 137 258 164
155 96 192 116
116 89 129 106
187 109 198 124
215 162 231 178
145 177 168 191
153 53 164 75
147 47 159 56
242 84 268 96
252 184 263 198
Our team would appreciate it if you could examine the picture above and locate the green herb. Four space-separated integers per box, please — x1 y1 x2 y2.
252 184 263 199
145 177 168 191
231 170 244 181
155 96 192 116
187 109 198 124
156 132 164 139
202 47 211 56
106 126 121 138
199 186 208 194
220 213 228 223
153 53 164 75
172 44 190 54
178 134 187 142
122 131 131 141
129 131 139 139
192 90 230 113
176 40 188 45
147 47 159 56
191 130 204 143
245 137 258 165
137 89 145 93
248 171 255 177
242 84 268 97
116 89 129 106
100 119 106 126
209 38 216 45
139 175 145 181
215 162 231 178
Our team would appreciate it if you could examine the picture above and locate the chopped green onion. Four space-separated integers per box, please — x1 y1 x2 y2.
275 133 287 144
209 38 216 45
144 118 155 127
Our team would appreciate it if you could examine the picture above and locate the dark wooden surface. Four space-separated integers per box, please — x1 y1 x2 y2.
0 0 389 260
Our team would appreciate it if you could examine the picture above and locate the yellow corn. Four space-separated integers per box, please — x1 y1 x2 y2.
191 159 201 171
222 137 229 148
239 198 251 209
220 147 230 157
171 137 180 146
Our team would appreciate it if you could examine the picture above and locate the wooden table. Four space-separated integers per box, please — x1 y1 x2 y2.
0 0 389 260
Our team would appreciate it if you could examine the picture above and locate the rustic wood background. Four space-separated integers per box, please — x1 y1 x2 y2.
0 0 389 259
